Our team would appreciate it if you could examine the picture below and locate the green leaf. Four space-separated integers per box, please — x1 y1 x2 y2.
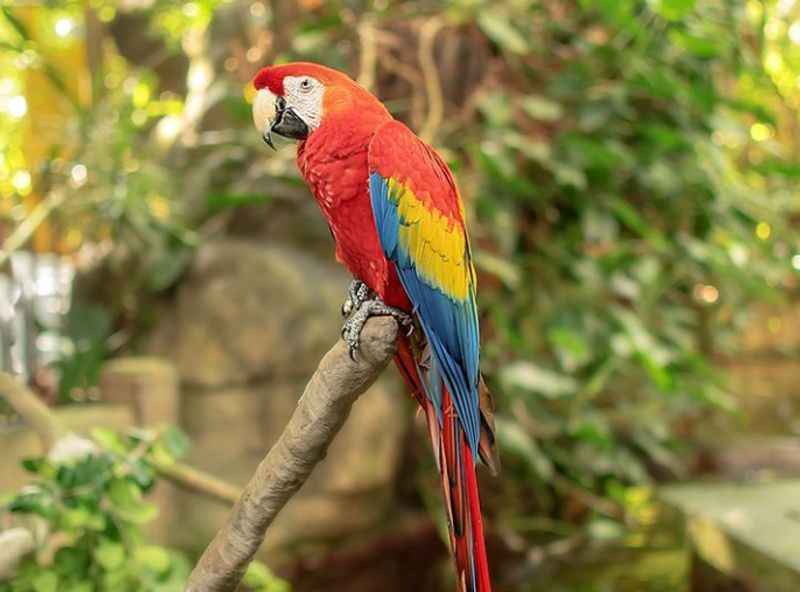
670 31 718 58
474 251 521 289
60 507 92 530
495 419 553 480
91 428 128 455
108 478 159 524
31 571 59 592
651 0 696 20
133 545 172 575
53 547 90 578
118 501 159 525
753 159 800 179
243 561 271 587
146 245 193 292
548 327 591 371
500 362 578 398
129 459 156 490
477 12 528 54
521 96 563 122
506 133 552 164
161 426 190 459
8 487 53 518
581 0 633 25
61 584 93 592
243 560 291 592
569 414 613 448
553 164 587 190
206 192 271 214
21 457 46 474
94 540 125 571
637 352 675 392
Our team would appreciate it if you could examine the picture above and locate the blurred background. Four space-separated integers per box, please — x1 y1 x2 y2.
1 0 800 591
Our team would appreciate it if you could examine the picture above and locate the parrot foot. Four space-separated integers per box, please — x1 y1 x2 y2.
341 279 371 318
341 297 414 360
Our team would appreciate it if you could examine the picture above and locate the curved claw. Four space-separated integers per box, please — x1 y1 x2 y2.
340 295 413 359
341 298 354 318
341 279 371 320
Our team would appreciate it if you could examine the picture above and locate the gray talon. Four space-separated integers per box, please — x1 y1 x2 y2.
341 295 414 358
341 279 371 318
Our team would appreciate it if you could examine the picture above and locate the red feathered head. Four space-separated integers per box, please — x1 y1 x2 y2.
253 62 351 96
251 62 389 145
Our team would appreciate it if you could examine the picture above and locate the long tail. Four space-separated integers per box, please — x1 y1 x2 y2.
394 339 494 592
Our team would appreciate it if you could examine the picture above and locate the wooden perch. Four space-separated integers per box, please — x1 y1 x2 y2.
186 316 399 592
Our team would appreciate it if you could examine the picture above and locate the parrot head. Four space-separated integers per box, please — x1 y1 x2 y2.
252 62 388 149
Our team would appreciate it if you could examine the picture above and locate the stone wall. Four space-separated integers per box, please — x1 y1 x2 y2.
720 302 800 436
147 239 408 556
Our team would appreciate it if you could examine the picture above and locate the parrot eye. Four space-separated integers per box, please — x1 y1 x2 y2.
299 78 313 92
275 96 286 112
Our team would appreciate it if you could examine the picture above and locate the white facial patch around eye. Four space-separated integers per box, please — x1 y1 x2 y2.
282 76 324 130
252 88 277 133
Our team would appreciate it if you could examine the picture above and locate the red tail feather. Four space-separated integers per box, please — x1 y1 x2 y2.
463 441 492 592
394 340 492 592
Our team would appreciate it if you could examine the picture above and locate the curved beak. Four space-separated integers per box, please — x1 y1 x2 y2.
263 107 309 150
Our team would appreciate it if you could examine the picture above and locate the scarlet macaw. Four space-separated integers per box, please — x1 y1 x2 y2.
252 62 498 592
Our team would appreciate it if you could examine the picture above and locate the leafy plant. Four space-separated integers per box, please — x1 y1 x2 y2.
0 426 288 592
458 0 800 535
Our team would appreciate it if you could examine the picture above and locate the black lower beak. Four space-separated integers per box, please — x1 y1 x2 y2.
263 108 309 149
263 129 276 150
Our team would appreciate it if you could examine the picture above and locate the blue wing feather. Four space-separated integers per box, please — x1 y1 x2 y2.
369 172 481 455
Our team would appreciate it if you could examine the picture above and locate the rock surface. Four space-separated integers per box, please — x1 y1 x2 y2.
148 239 407 554
662 480 800 591
150 240 349 387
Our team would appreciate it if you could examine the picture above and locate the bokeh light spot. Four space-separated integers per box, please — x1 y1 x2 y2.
750 123 771 142
54 17 74 38
7 95 27 118
70 164 87 188
693 283 719 304
755 221 771 240
12 170 31 195
789 21 800 44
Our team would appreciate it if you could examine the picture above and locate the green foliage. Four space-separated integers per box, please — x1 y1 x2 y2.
0 427 288 592
1 430 186 592
462 0 799 530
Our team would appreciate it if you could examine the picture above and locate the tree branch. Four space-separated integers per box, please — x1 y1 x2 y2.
0 371 65 451
152 458 240 506
418 17 444 144
186 316 399 592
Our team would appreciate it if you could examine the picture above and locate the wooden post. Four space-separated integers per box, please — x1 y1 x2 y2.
99 357 179 427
